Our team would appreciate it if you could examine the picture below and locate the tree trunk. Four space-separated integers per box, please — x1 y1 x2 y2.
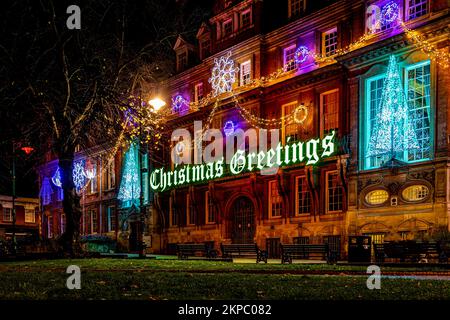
59 153 82 257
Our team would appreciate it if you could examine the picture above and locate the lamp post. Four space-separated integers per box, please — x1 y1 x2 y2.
136 96 165 258
10 142 34 255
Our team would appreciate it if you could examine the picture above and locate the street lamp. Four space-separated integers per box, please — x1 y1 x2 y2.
148 97 166 113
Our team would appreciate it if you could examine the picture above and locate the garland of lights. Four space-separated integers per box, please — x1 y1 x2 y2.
294 46 310 64
223 120 235 136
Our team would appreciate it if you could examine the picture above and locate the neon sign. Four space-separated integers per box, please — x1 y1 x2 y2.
150 131 336 192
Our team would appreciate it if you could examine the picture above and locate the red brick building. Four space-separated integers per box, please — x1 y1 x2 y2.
0 195 40 240
149 0 450 258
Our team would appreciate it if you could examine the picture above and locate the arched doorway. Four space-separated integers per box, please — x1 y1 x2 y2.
230 196 255 244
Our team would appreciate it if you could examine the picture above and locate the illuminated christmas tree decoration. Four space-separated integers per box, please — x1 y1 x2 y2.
367 55 419 162
381 1 399 25
293 104 309 124
118 143 141 208
51 167 62 187
175 141 185 156
73 160 87 191
295 46 310 64
172 95 188 112
209 51 239 96
223 120 235 136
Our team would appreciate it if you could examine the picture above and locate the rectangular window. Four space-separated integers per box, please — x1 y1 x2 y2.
241 10 251 29
407 0 428 20
195 83 204 102
321 89 339 134
326 171 343 213
322 28 338 57
289 0 306 18
406 61 431 162
282 102 299 144
170 196 179 226
105 160 115 190
177 52 187 71
295 176 311 215
223 19 233 37
25 209 35 223
365 75 389 169
201 39 210 59
240 60 251 86
3 208 12 222
107 206 116 232
89 163 98 194
142 153 149 205
187 195 195 226
283 45 297 72
205 191 216 223
269 180 283 218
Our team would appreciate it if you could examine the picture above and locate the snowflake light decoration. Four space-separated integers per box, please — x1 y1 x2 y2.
72 160 87 191
209 51 239 96
223 120 235 137
381 1 399 25
172 95 188 113
295 46 310 64
51 167 62 187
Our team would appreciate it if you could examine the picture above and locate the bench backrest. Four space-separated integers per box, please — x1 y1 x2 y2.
177 244 207 252
221 243 258 254
281 244 329 253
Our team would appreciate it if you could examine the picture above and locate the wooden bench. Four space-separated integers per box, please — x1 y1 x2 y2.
177 243 218 260
374 242 443 263
280 243 336 264
221 243 268 263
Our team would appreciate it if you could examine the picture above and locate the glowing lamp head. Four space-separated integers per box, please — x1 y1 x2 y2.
148 98 166 112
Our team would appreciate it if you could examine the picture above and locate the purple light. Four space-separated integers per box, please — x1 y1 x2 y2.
295 46 310 65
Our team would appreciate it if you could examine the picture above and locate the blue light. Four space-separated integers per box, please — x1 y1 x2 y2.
118 143 141 208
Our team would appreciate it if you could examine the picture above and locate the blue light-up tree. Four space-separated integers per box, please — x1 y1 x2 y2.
367 55 419 166
118 143 141 209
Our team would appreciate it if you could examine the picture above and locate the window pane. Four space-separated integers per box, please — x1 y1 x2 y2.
407 62 431 161
296 177 311 214
327 172 343 212
269 181 283 217
408 0 428 20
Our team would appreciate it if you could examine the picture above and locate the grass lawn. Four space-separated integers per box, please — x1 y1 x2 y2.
1 258 450 300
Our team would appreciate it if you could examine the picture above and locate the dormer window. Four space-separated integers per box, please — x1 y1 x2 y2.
200 39 211 60
223 19 233 38
289 0 306 18
241 9 251 29
177 51 187 72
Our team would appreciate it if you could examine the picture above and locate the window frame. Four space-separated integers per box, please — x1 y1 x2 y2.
288 0 306 18
3 208 12 222
320 89 340 136
295 176 311 216
25 209 35 223
281 101 299 145
194 82 204 103
240 60 252 86
205 191 216 224
222 19 233 38
322 27 338 57
283 45 297 72
405 0 429 21
325 171 343 214
268 180 283 219
177 50 188 71
240 9 252 29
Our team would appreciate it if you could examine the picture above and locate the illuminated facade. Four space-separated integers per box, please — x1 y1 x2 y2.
150 0 450 257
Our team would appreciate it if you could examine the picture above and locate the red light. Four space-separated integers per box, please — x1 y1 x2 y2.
21 146 34 155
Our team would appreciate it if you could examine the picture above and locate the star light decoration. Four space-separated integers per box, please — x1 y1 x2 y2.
51 167 62 187
381 1 399 26
172 95 188 113
209 51 239 96
367 55 419 160
72 160 87 191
